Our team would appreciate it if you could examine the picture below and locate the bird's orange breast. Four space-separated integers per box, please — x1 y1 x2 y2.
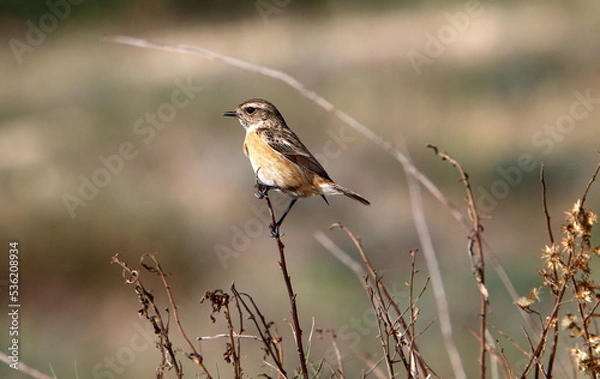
243 130 325 198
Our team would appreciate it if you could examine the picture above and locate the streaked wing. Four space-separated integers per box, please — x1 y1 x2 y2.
261 128 332 180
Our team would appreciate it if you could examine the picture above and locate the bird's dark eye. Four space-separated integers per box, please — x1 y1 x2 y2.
246 107 256 114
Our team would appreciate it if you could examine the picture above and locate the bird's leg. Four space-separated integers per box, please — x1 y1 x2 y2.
270 198 297 237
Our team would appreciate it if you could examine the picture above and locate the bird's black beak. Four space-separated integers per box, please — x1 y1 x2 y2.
222 110 238 117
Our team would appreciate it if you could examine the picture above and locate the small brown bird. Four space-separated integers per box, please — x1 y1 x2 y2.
223 98 369 235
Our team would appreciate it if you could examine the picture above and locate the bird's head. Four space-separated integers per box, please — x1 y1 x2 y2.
223 98 285 130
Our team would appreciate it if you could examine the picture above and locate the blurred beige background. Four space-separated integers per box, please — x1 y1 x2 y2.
1 1 599 377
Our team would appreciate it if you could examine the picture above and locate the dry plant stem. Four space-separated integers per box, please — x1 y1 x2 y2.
320 362 341 379
310 360 325 378
262 194 309 379
101 34 533 335
580 162 600 208
317 329 345 377
572 279 597 377
485 330 500 379
330 224 435 377
140 253 213 376
329 331 345 377
111 254 185 378
263 361 288 379
403 145 467 379
427 145 488 379
406 256 436 377
408 251 418 376
359 353 389 379
540 166 561 377
317 231 433 377
0 353 54 379
522 163 600 378
197 333 260 341
540 164 555 245
488 323 531 371
521 279 569 377
365 278 396 378
546 306 560 378
574 163 600 377
230 288 245 377
231 285 286 376
472 328 508 379
111 254 213 378
487 324 527 378
314 231 367 277
406 251 436 376
223 299 242 377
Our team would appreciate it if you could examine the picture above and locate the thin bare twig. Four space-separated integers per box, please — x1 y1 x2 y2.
540 164 563 378
427 145 488 379
359 353 389 379
201 289 242 377
231 285 286 376
263 360 288 378
487 323 528 377
140 253 213 376
403 144 467 379
231 287 245 376
262 194 309 378
407 250 418 376
365 277 395 378
197 333 261 341
580 162 600 208
315 329 345 378
0 353 54 379
328 223 437 378
540 164 555 245
111 254 188 378
328 330 345 377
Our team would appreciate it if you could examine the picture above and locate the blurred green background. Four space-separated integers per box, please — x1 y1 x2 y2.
1 0 599 377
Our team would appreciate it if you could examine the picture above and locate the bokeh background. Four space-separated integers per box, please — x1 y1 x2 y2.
1 0 599 377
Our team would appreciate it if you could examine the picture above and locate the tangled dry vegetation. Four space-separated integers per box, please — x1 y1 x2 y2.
105 159 599 379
